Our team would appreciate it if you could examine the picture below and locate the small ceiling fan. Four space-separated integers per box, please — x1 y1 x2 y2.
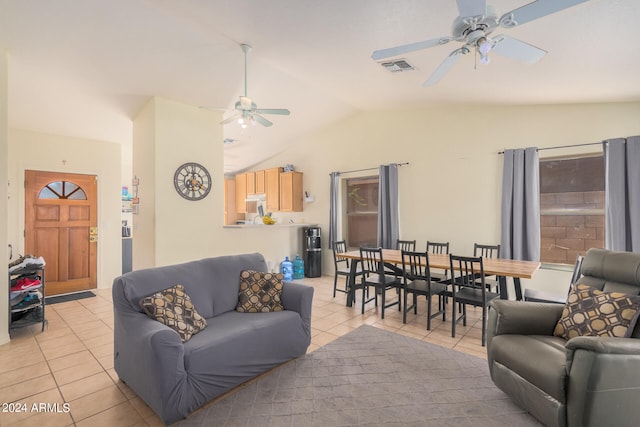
221 44 290 128
371 0 591 86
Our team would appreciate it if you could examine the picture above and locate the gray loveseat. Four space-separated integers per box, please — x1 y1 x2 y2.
112 253 314 424
487 248 640 427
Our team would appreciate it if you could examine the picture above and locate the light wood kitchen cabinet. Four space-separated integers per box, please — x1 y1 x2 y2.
246 171 256 195
224 178 240 225
265 167 283 212
255 170 265 194
235 173 247 213
279 171 303 212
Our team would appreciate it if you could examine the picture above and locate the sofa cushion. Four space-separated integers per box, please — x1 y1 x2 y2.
554 284 640 340
140 284 207 342
236 270 284 313
491 334 568 403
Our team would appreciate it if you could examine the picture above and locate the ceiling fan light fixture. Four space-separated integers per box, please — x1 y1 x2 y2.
477 37 492 55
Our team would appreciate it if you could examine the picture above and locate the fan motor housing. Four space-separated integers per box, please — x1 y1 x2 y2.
451 5 499 40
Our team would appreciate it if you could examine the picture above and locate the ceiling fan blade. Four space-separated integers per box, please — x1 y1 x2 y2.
456 0 486 18
491 35 547 63
253 114 273 127
220 113 241 125
423 47 467 87
371 37 452 61
254 108 291 116
499 0 590 28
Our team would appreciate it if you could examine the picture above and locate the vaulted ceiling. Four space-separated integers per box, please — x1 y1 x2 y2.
1 1 639 173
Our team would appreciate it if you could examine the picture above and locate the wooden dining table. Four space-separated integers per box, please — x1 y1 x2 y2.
338 249 541 307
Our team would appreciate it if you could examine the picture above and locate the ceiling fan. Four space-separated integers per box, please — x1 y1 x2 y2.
220 44 290 128
371 0 591 86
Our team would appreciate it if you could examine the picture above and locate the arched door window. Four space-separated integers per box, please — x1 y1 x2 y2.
38 181 87 200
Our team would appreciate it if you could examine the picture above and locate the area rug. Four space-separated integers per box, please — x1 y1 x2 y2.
45 291 96 305
177 325 540 426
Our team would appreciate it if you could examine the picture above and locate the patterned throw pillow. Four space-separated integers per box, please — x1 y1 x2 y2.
140 284 207 342
553 284 640 340
160 284 207 333
236 270 284 313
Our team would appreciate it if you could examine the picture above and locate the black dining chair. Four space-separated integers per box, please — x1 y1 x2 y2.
401 250 447 330
359 247 402 319
332 240 363 298
397 239 416 252
426 241 450 282
448 254 500 346
473 243 501 292
385 239 417 277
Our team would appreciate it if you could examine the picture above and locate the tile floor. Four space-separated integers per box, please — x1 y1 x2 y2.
0 275 489 426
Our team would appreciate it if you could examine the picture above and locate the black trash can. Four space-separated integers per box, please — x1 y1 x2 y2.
303 226 322 277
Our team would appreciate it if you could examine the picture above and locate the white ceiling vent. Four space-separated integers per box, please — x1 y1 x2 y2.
379 59 415 73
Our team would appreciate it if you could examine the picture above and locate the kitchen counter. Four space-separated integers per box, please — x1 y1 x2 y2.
224 223 318 229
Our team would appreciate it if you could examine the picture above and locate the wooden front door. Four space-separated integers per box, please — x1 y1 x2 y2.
25 170 98 296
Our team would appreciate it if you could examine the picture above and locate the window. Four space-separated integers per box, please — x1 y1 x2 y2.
344 176 378 248
38 181 87 200
539 154 604 264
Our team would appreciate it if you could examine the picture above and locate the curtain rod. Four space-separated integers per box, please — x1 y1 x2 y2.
331 162 409 175
498 141 603 155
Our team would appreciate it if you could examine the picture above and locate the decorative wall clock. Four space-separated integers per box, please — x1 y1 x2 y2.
173 162 211 201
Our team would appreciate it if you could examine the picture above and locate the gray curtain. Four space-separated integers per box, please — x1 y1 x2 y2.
500 147 540 261
328 172 340 249
604 136 640 251
377 164 399 249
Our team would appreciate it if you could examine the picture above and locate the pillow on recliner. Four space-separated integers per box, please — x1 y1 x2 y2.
140 284 207 342
554 284 640 339
236 270 284 313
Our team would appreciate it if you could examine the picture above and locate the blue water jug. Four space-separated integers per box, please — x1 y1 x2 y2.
293 254 304 280
280 256 293 282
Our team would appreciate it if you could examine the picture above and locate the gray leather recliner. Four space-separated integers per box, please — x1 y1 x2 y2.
487 248 640 427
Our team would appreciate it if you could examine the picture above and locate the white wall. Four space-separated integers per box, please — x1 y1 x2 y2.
254 101 640 296
0 51 9 344
131 97 329 270
7 129 122 290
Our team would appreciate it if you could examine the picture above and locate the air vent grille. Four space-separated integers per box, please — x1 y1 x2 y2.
379 59 415 73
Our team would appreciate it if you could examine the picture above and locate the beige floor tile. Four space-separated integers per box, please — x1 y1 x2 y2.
47 350 94 372
40 340 86 361
74 325 113 341
311 317 341 332
68 319 107 334
69 384 127 421
144 413 166 427
34 327 75 344
97 354 114 370
88 342 113 359
129 396 156 419
310 331 339 347
116 381 139 399
0 336 38 354
59 371 115 402
0 362 50 388
325 324 356 337
0 349 45 375
0 388 68 426
74 400 144 427
0 373 57 404
3 407 73 427
306 343 321 353
81 333 113 350
52 358 104 386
